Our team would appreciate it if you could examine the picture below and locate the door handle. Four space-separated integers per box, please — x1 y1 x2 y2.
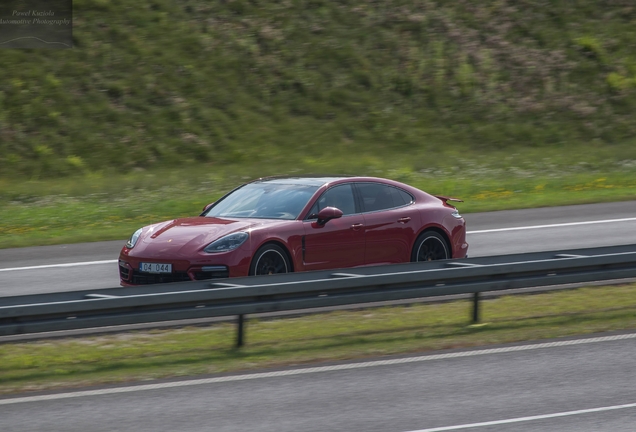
398 217 411 224
350 223 364 231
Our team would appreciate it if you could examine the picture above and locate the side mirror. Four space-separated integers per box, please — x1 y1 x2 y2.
316 207 343 225
200 202 215 215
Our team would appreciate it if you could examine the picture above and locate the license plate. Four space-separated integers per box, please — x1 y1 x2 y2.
139 262 172 273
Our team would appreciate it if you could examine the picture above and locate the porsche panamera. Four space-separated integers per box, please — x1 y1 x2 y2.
118 176 468 285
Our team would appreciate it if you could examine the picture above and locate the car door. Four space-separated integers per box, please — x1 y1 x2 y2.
356 182 420 265
302 183 366 271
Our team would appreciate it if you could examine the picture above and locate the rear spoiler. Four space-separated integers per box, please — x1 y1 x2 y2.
434 195 463 204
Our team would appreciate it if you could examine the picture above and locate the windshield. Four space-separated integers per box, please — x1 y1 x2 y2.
205 183 320 220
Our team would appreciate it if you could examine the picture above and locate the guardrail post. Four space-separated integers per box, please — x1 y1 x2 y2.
237 314 245 348
472 292 480 323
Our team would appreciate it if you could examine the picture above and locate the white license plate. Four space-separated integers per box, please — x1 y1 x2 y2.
139 262 172 273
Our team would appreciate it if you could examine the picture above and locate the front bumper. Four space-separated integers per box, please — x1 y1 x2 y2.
118 260 230 285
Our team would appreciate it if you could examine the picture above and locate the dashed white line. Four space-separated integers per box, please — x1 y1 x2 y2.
405 402 636 431
0 260 117 272
0 332 634 406
467 217 636 234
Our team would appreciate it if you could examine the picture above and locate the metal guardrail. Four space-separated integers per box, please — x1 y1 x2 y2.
1 244 636 346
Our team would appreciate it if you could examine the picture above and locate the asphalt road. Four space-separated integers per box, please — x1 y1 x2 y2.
1 202 636 430
1 332 635 431
1 200 635 296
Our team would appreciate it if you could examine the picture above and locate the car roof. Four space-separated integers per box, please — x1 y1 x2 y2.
253 176 351 187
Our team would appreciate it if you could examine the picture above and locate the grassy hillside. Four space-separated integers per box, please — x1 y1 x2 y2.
1 0 636 178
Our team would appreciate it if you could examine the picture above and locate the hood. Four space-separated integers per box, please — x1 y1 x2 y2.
129 217 262 258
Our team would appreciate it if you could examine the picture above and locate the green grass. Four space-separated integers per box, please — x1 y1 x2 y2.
2 148 635 249
2 0 636 248
1 284 636 395
2 0 636 179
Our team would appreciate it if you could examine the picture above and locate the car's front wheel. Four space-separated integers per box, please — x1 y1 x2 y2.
411 231 450 262
249 244 291 276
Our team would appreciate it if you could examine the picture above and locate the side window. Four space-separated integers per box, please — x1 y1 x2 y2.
307 184 356 217
357 183 412 212
398 188 414 204
391 187 414 206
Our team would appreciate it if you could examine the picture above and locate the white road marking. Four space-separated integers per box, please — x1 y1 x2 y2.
405 402 636 431
0 260 117 272
0 332 634 406
2 217 636 272
467 217 636 234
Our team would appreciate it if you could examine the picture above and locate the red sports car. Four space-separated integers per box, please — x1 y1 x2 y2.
118 176 468 285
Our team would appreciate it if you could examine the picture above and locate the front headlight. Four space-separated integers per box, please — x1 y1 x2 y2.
126 228 143 249
204 232 249 253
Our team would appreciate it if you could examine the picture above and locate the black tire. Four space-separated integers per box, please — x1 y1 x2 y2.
411 231 450 262
249 244 291 276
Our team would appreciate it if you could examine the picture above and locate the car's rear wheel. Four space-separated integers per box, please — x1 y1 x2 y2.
249 244 291 276
411 231 450 262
